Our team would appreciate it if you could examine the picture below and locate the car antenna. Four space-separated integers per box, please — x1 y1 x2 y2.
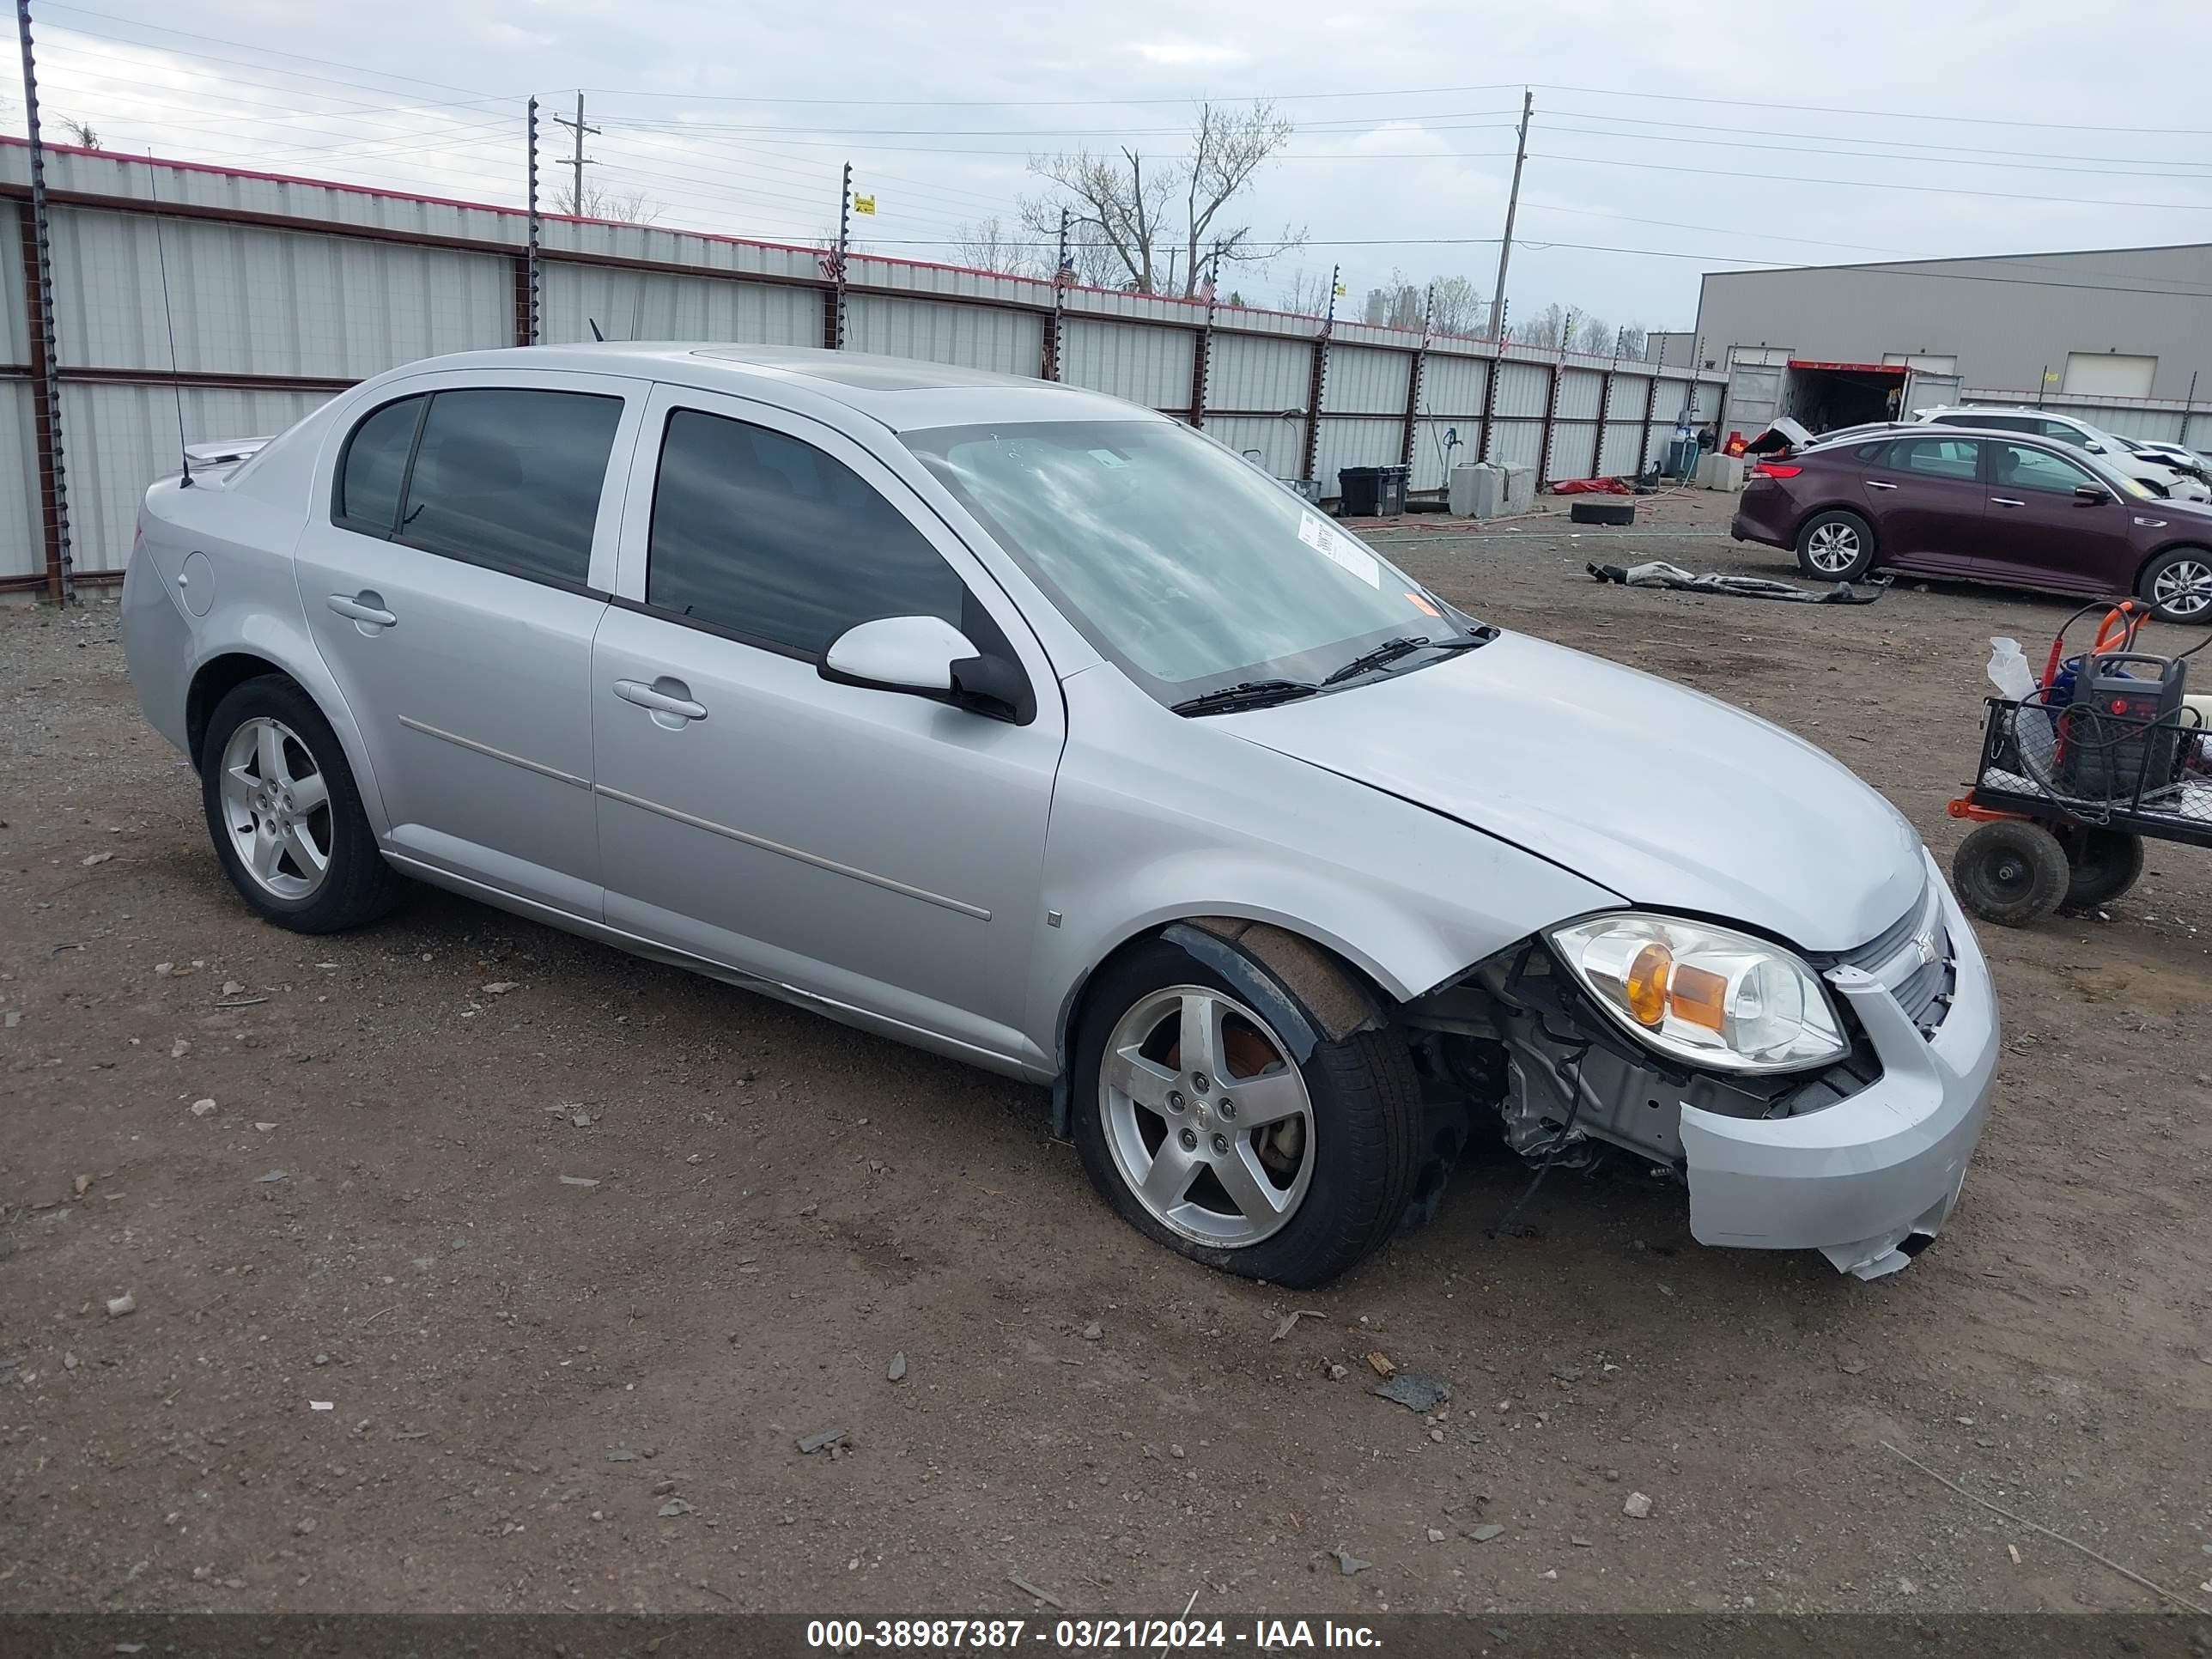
588 317 605 342
145 152 191 488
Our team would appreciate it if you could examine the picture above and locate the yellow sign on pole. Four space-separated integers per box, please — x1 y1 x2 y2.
1332 281 1346 297
852 193 877 216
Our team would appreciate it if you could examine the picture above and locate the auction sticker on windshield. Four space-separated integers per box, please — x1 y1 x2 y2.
1297 513 1381 587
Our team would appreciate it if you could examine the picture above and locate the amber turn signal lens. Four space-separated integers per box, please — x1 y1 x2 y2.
1623 942 1671 1026
1668 963 1729 1033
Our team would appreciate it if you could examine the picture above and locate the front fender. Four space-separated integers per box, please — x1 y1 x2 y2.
1027 672 1620 1087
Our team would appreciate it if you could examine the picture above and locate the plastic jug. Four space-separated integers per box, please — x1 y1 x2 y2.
1985 638 2037 702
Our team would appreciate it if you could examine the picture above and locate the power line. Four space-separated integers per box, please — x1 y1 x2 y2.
1540 118 2212 184
1530 80 2212 139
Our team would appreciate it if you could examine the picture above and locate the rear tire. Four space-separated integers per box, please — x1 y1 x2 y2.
1795 509 1875 582
1951 819 2069 927
2138 546 2212 624
199 676 401 933
1070 936 1423 1289
2058 826 2144 911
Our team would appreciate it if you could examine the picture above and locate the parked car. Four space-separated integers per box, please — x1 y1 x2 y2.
1913 404 2211 501
1733 424 2212 623
123 343 2000 1285
2116 434 2212 487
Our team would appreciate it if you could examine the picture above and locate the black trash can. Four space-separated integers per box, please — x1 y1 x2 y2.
1338 464 1408 517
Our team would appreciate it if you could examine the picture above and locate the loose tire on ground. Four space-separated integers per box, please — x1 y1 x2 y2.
199 675 402 933
1951 818 2070 927
1069 935 1423 1289
2058 826 2145 911
1795 508 1876 583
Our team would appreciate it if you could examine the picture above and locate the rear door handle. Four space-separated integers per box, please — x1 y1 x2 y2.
328 592 397 628
613 678 708 721
1865 480 1897 490
1990 497 2026 507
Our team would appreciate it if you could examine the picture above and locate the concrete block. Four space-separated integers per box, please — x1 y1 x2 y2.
1698 453 1747 492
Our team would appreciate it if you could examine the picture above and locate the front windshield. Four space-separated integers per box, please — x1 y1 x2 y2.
902 419 1459 698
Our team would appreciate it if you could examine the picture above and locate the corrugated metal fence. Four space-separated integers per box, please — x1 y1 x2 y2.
0 138 1723 598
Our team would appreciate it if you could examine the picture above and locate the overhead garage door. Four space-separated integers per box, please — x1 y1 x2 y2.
2063 352 2156 398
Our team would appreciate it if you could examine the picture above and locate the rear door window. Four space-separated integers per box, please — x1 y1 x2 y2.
335 396 425 534
1887 436 1982 481
386 388 624 588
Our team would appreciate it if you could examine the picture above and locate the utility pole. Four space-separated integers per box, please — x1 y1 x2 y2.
1490 88 1532 341
524 97 541 345
551 93 598 215
15 0 70 602
833 161 854 349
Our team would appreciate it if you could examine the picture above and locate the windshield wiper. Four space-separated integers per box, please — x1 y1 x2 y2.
1170 678 1321 717
1321 630 1494 687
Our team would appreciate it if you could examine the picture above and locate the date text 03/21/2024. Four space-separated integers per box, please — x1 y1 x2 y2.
804 1620 1383 1650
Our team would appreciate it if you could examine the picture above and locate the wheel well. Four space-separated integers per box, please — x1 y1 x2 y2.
185 653 293 767
1048 917 1392 1136
2136 541 2212 593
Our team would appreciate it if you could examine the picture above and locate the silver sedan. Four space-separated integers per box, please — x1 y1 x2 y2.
122 343 1999 1286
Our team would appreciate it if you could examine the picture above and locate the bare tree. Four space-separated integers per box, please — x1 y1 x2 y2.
1572 313 1614 356
1022 101 1304 297
61 116 100 149
951 216 1038 278
552 179 661 225
1277 268 1335 316
1615 323 1649 360
1428 275 1484 337
1513 302 1566 349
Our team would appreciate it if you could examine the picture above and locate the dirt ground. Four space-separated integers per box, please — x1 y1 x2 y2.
3 488 2210 1621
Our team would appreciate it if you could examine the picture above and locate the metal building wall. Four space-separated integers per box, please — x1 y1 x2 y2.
0 138 1723 593
1060 317 1194 411
64 384 336 574
541 264 819 349
48 208 508 380
1695 243 2212 402
845 294 1042 374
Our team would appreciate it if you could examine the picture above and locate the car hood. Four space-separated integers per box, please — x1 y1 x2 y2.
1217 631 1924 954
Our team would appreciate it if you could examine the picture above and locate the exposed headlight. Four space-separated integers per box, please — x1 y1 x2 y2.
1546 914 1847 1073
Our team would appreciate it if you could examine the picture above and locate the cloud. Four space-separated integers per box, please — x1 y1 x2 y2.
1130 40 1249 67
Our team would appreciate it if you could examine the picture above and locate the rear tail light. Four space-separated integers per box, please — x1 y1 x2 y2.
1753 463 1802 478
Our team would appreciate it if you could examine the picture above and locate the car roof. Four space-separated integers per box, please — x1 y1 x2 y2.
376 342 1152 433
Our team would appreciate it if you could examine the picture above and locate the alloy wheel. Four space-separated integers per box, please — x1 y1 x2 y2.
2152 556 2212 617
1099 985 1316 1248
1805 522 1861 574
217 717 334 901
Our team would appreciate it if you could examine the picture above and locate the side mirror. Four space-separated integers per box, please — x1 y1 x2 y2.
820 615 1030 723
822 615 975 695
2074 483 2112 505
2084 441 2106 453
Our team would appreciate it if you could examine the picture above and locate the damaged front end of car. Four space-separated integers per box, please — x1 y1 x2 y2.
1400 853 1999 1279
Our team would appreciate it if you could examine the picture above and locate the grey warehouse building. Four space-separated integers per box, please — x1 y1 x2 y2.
1678 241 2212 446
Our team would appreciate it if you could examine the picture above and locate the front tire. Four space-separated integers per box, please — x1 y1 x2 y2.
1070 936 1423 1289
1796 509 1875 581
2139 546 2212 623
1952 819 2069 927
199 676 400 933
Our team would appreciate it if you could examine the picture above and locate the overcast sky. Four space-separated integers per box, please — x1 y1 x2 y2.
13 0 2212 335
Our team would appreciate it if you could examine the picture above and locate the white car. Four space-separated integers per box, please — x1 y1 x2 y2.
1915 405 2211 501
2117 434 2212 486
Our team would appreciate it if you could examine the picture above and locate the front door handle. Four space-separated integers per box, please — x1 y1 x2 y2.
1865 480 1897 490
613 677 708 722
328 592 398 628
1990 496 2026 507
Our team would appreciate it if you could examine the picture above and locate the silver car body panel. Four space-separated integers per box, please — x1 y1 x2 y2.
118 342 2007 1279
1217 629 1925 954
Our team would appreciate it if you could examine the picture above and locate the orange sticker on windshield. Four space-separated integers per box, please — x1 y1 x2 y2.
1405 592 1441 617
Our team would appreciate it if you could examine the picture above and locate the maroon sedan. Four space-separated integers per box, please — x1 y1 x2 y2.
1730 426 2212 623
